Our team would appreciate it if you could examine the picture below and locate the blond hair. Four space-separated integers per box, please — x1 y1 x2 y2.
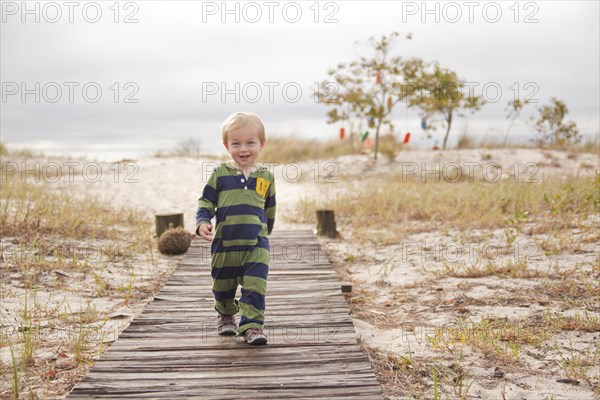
221 112 266 144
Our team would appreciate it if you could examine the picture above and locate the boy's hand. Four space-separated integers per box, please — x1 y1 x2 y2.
199 224 213 241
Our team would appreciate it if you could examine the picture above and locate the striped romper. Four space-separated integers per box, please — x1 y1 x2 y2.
196 163 276 334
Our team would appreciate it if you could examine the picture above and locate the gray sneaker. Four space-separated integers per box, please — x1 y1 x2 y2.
243 327 268 345
217 314 237 336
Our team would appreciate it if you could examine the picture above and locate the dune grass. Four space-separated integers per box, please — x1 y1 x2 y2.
290 147 598 398
315 163 599 398
0 159 159 398
0 142 43 158
454 132 600 153
428 317 552 363
259 137 359 163
259 134 409 163
1 174 149 241
296 173 600 243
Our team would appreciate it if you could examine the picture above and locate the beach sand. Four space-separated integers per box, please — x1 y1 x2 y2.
1 147 598 399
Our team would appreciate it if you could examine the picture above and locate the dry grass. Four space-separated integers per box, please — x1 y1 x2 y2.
1 175 149 241
361 344 436 399
545 136 600 154
452 133 600 154
0 142 42 158
259 137 360 163
551 337 600 388
0 157 166 399
296 173 599 243
538 230 587 255
540 273 600 311
314 154 599 398
433 259 543 279
428 317 552 363
545 312 600 332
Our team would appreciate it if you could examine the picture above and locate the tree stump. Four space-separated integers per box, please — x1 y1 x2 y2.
155 212 184 238
316 210 337 238
341 282 353 293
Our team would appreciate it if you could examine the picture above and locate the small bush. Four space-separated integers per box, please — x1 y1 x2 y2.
158 227 193 255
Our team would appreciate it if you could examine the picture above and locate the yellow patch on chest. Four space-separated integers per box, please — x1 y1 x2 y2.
255 177 270 198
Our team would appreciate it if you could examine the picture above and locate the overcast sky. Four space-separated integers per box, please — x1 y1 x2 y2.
1 0 599 159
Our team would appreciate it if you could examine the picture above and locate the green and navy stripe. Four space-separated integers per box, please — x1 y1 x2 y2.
196 163 276 333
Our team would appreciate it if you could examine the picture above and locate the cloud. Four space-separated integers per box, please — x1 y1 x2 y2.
1 1 598 158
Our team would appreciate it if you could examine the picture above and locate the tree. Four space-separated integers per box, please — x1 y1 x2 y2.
504 99 530 147
404 62 485 150
533 98 580 146
318 32 413 160
175 138 202 157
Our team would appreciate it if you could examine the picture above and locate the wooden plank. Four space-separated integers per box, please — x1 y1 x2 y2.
68 230 382 399
74 376 381 391
71 387 383 400
87 355 371 369
103 345 366 357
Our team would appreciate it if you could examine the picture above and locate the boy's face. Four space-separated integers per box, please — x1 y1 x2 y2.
224 124 264 169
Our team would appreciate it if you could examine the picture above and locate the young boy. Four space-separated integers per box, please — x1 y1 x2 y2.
196 112 276 345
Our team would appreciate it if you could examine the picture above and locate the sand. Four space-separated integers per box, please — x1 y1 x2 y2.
1 147 598 399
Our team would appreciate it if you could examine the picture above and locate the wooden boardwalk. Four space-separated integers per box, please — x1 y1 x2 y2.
69 230 383 399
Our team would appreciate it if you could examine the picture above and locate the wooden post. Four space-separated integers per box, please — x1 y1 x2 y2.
316 210 337 238
155 212 184 238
